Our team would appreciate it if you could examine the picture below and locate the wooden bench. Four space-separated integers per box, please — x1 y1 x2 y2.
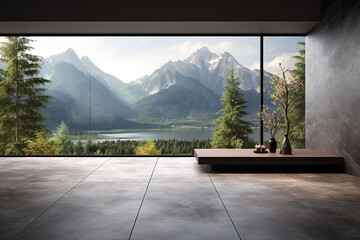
194 149 345 172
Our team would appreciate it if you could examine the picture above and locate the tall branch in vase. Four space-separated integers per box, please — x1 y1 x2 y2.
269 63 302 154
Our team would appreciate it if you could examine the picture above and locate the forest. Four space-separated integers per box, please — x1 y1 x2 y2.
68 139 212 155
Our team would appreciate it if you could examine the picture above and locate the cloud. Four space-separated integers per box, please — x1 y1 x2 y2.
263 52 297 74
247 52 297 75
248 62 260 71
266 46 277 53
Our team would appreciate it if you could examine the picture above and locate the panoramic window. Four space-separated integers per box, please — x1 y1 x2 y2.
0 36 304 155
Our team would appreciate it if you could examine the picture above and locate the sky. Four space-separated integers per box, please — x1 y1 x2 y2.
1 36 304 83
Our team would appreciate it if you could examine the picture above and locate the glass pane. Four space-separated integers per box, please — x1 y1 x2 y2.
0 36 260 154
263 36 306 148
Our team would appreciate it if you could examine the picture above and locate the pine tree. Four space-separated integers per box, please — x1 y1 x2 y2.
0 37 51 154
83 139 93 155
211 67 253 148
73 141 84 155
53 121 73 154
288 42 305 148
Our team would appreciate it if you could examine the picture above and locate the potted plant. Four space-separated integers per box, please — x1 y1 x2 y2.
256 106 283 153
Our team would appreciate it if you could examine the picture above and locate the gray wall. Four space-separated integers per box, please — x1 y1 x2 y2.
306 0 360 176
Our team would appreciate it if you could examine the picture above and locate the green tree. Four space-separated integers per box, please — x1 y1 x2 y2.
288 42 305 148
53 121 73 154
0 37 51 154
83 139 93 155
95 149 103 155
23 131 59 155
136 140 161 155
211 67 253 148
73 141 84 155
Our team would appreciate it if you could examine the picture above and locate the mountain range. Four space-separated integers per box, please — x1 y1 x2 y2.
137 47 264 97
32 47 273 130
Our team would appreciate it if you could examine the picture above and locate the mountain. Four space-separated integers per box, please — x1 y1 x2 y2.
132 47 273 115
42 61 136 130
133 47 270 97
45 48 125 90
47 48 87 73
135 72 222 119
206 51 264 95
136 61 198 95
116 82 148 104
80 55 124 89
3 50 139 130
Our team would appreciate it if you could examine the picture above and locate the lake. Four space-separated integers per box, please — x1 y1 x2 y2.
73 127 269 143
103 128 213 141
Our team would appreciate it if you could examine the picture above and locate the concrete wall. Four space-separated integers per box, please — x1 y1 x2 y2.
306 0 360 176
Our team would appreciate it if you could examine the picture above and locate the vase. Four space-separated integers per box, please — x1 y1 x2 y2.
280 134 292 155
268 138 277 153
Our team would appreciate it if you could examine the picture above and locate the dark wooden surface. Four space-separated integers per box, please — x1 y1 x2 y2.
194 149 345 172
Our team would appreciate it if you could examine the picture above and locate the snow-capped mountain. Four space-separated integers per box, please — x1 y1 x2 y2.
132 47 273 118
134 47 268 97
185 46 218 71
207 51 263 94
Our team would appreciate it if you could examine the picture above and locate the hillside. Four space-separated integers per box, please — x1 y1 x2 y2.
135 72 222 120
43 62 135 129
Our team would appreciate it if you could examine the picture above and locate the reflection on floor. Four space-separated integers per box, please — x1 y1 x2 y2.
1 157 360 240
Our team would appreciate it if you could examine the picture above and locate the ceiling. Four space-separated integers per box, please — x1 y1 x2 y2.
0 0 322 34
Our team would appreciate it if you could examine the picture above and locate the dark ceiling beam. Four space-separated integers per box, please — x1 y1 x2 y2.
0 0 321 22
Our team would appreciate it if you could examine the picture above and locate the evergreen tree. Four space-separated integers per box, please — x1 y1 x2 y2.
0 37 51 154
288 42 305 148
83 139 93 155
53 121 73 154
73 141 84 155
211 67 253 148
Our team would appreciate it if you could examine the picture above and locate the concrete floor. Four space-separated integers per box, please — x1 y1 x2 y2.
1 157 360 240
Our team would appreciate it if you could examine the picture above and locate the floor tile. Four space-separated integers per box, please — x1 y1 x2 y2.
131 180 240 240
14 181 149 240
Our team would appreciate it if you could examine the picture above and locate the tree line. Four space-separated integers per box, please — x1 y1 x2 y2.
25 121 214 155
21 120 256 155
69 138 213 155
